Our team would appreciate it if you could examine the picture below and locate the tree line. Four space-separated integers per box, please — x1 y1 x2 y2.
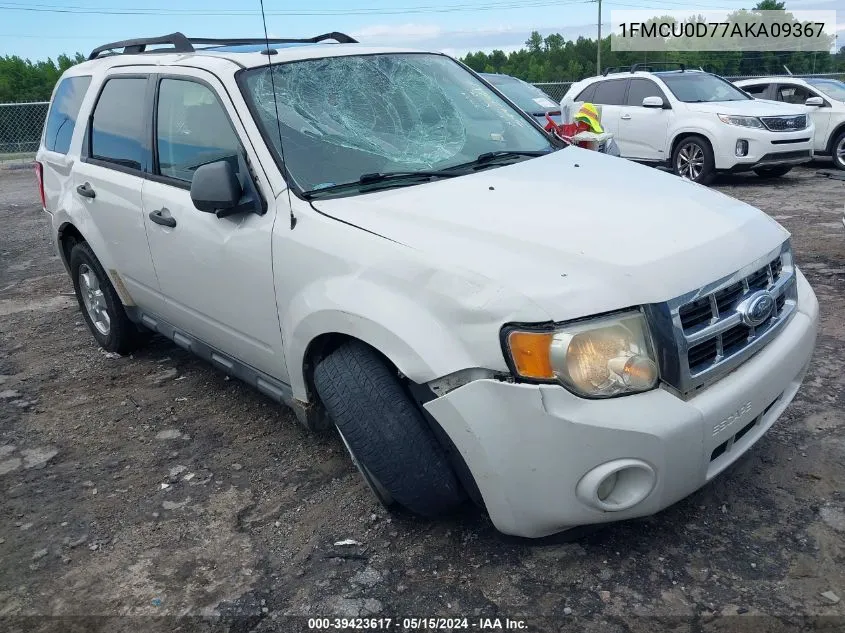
1 0 843 102
0 53 86 102
461 1 845 82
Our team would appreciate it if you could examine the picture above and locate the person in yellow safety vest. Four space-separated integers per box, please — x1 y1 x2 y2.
574 102 604 134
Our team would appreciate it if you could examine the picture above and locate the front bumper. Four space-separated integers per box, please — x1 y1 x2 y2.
425 271 818 538
713 125 814 171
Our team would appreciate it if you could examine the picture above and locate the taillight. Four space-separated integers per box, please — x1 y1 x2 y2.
34 161 46 209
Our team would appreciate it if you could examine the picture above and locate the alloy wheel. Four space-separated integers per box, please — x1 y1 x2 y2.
677 143 705 181
78 264 111 336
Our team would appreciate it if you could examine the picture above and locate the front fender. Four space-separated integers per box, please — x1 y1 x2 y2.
283 276 487 401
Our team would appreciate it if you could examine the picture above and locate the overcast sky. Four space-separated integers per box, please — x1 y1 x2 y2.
0 0 842 62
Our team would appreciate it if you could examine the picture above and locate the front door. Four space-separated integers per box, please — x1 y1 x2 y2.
617 78 671 161
141 71 286 379
776 82 832 153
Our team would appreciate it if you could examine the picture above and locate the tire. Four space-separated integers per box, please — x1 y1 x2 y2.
313 341 466 517
753 165 793 178
831 130 845 171
672 135 715 185
69 241 142 354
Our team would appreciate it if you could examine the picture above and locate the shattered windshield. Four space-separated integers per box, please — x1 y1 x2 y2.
240 53 553 195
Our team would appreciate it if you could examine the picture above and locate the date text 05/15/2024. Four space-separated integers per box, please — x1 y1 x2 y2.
307 617 530 630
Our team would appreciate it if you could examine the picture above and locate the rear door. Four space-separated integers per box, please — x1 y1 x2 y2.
775 82 832 152
589 79 628 150
73 72 162 310
140 70 285 379
616 78 671 161
39 75 92 215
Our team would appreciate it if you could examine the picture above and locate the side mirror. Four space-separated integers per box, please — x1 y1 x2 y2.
642 96 665 108
805 96 824 107
190 160 244 216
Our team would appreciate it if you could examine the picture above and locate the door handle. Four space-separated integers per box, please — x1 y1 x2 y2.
149 208 177 228
621 114 632 120
76 182 96 199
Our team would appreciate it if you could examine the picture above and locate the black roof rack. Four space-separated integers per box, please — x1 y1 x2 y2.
602 66 629 76
630 62 686 73
88 31 358 60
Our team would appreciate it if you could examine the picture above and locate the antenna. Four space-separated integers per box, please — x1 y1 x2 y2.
259 0 297 229
783 65 793 76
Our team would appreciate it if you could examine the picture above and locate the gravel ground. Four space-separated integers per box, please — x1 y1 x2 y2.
0 164 844 633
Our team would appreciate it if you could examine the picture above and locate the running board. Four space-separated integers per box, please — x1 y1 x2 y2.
124 307 314 425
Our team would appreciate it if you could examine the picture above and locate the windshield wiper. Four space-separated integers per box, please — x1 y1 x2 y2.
474 149 551 164
302 170 460 199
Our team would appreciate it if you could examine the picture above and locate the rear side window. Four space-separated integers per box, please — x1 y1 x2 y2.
575 83 596 102
592 80 628 106
742 83 770 97
43 76 91 154
155 79 243 183
89 77 148 171
626 79 666 106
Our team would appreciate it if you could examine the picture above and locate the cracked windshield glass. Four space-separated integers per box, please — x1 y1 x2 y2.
241 53 554 194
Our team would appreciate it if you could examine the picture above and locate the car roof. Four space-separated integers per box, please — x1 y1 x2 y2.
734 77 808 85
590 69 705 80
65 39 431 76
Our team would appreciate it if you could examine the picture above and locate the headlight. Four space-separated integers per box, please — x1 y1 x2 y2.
718 114 763 129
503 311 659 398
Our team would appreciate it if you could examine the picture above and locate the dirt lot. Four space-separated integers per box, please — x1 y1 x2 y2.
0 164 843 633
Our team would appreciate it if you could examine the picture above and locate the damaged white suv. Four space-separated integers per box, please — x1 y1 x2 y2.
37 33 818 538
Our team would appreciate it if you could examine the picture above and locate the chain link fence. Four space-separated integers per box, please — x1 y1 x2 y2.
0 101 48 167
0 72 843 167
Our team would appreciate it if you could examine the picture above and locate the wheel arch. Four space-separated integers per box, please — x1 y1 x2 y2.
826 121 845 154
57 221 87 272
670 130 716 160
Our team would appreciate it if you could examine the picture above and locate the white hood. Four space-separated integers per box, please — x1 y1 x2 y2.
312 148 789 319
684 99 808 116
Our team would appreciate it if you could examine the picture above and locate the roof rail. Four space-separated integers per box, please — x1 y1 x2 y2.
630 62 686 73
602 66 628 76
89 31 358 60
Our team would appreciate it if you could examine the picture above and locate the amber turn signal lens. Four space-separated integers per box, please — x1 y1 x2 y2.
507 330 555 380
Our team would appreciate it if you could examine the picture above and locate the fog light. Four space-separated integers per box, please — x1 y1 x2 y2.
597 471 618 501
736 140 749 157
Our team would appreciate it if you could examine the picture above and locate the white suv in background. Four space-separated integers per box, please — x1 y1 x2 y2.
562 66 815 184
36 35 818 538
735 76 845 170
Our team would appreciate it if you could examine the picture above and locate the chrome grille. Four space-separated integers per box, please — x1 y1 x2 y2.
760 115 807 132
645 242 798 396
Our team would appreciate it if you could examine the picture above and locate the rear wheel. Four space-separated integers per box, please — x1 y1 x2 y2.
69 241 142 354
753 165 793 178
672 136 715 185
313 340 465 517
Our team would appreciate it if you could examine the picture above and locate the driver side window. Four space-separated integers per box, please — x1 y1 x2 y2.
155 78 243 184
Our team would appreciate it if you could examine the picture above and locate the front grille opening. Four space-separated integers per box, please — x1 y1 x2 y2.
689 338 718 370
733 418 756 442
714 282 744 313
776 294 786 313
711 440 728 461
747 266 770 291
722 324 751 355
709 391 784 462
772 256 783 279
679 297 713 330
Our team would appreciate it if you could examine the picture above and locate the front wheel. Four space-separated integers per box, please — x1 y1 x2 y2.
831 130 845 171
753 165 793 178
313 341 466 517
672 136 715 185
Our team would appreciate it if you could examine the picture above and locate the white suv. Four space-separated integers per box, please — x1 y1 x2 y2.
562 66 815 184
37 34 818 538
734 76 845 170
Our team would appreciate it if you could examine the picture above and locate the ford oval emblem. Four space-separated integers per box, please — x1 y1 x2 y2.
739 291 775 327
